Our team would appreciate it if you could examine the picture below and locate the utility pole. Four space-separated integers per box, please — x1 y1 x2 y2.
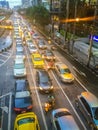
71 0 78 53
64 0 69 45
73 0 78 37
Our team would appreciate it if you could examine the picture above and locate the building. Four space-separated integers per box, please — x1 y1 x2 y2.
21 0 32 8
0 0 9 9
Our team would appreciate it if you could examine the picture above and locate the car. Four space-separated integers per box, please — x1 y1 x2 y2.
14 58 26 78
16 46 24 52
51 108 80 130
26 39 33 46
32 33 40 39
38 40 47 49
14 112 40 130
36 69 53 93
15 79 29 92
55 62 74 83
13 91 33 113
16 36 22 43
16 51 25 61
28 45 38 54
31 53 44 68
42 49 56 61
76 91 98 129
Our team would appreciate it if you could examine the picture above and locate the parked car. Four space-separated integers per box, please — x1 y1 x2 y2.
55 62 74 83
13 58 26 78
36 69 53 93
51 108 80 130
15 79 29 92
76 91 98 129
14 112 40 130
13 90 33 113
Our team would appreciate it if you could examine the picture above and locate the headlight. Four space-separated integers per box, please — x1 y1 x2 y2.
39 87 43 90
51 86 53 89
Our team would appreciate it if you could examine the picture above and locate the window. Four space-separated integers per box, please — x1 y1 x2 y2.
80 97 92 116
55 120 61 130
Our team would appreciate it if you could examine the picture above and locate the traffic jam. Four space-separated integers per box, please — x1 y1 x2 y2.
0 12 98 130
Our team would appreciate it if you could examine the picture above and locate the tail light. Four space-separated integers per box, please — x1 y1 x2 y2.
14 108 21 111
27 105 33 109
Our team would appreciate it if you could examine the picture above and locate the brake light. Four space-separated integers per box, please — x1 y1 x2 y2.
27 105 33 109
14 108 21 111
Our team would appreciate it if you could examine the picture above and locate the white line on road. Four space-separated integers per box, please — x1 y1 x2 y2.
51 71 87 130
25 47 48 130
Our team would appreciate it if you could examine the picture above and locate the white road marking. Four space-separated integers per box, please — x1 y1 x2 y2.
52 71 87 130
25 47 48 130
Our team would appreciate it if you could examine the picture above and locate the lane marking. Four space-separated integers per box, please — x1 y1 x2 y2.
25 47 48 130
52 71 87 130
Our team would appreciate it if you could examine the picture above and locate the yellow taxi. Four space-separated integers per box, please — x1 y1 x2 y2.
31 53 44 68
55 62 74 83
14 112 40 130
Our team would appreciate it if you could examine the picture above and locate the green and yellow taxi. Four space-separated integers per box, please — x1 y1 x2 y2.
31 53 44 68
14 112 40 130
55 62 74 83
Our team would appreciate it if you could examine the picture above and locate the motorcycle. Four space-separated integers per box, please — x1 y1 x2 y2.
44 95 55 113
47 60 55 70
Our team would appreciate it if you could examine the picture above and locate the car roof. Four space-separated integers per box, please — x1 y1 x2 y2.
15 80 28 91
55 62 68 69
15 58 24 63
57 116 79 130
37 69 48 76
81 91 98 107
15 112 38 129
52 108 79 130
15 91 30 98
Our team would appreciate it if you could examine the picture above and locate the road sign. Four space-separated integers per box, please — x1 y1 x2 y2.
89 35 98 42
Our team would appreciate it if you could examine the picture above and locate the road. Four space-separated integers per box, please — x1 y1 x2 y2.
0 13 98 130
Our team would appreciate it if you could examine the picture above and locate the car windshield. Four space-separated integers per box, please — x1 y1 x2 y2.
54 111 71 118
14 63 24 69
60 68 71 74
16 52 24 55
39 42 45 45
34 57 42 61
18 117 35 125
47 52 53 56
92 107 98 120
31 46 36 49
40 76 49 83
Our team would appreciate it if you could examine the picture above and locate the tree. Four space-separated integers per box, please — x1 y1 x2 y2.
26 5 50 27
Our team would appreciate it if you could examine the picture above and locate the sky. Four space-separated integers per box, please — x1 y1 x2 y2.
7 0 22 8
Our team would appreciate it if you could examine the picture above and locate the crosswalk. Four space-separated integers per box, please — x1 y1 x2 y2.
0 49 12 67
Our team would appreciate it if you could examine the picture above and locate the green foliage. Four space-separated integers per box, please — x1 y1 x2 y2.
25 5 50 26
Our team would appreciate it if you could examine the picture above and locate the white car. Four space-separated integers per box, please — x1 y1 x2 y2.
51 108 80 130
14 58 26 78
16 51 25 61
28 45 38 54
32 33 40 39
